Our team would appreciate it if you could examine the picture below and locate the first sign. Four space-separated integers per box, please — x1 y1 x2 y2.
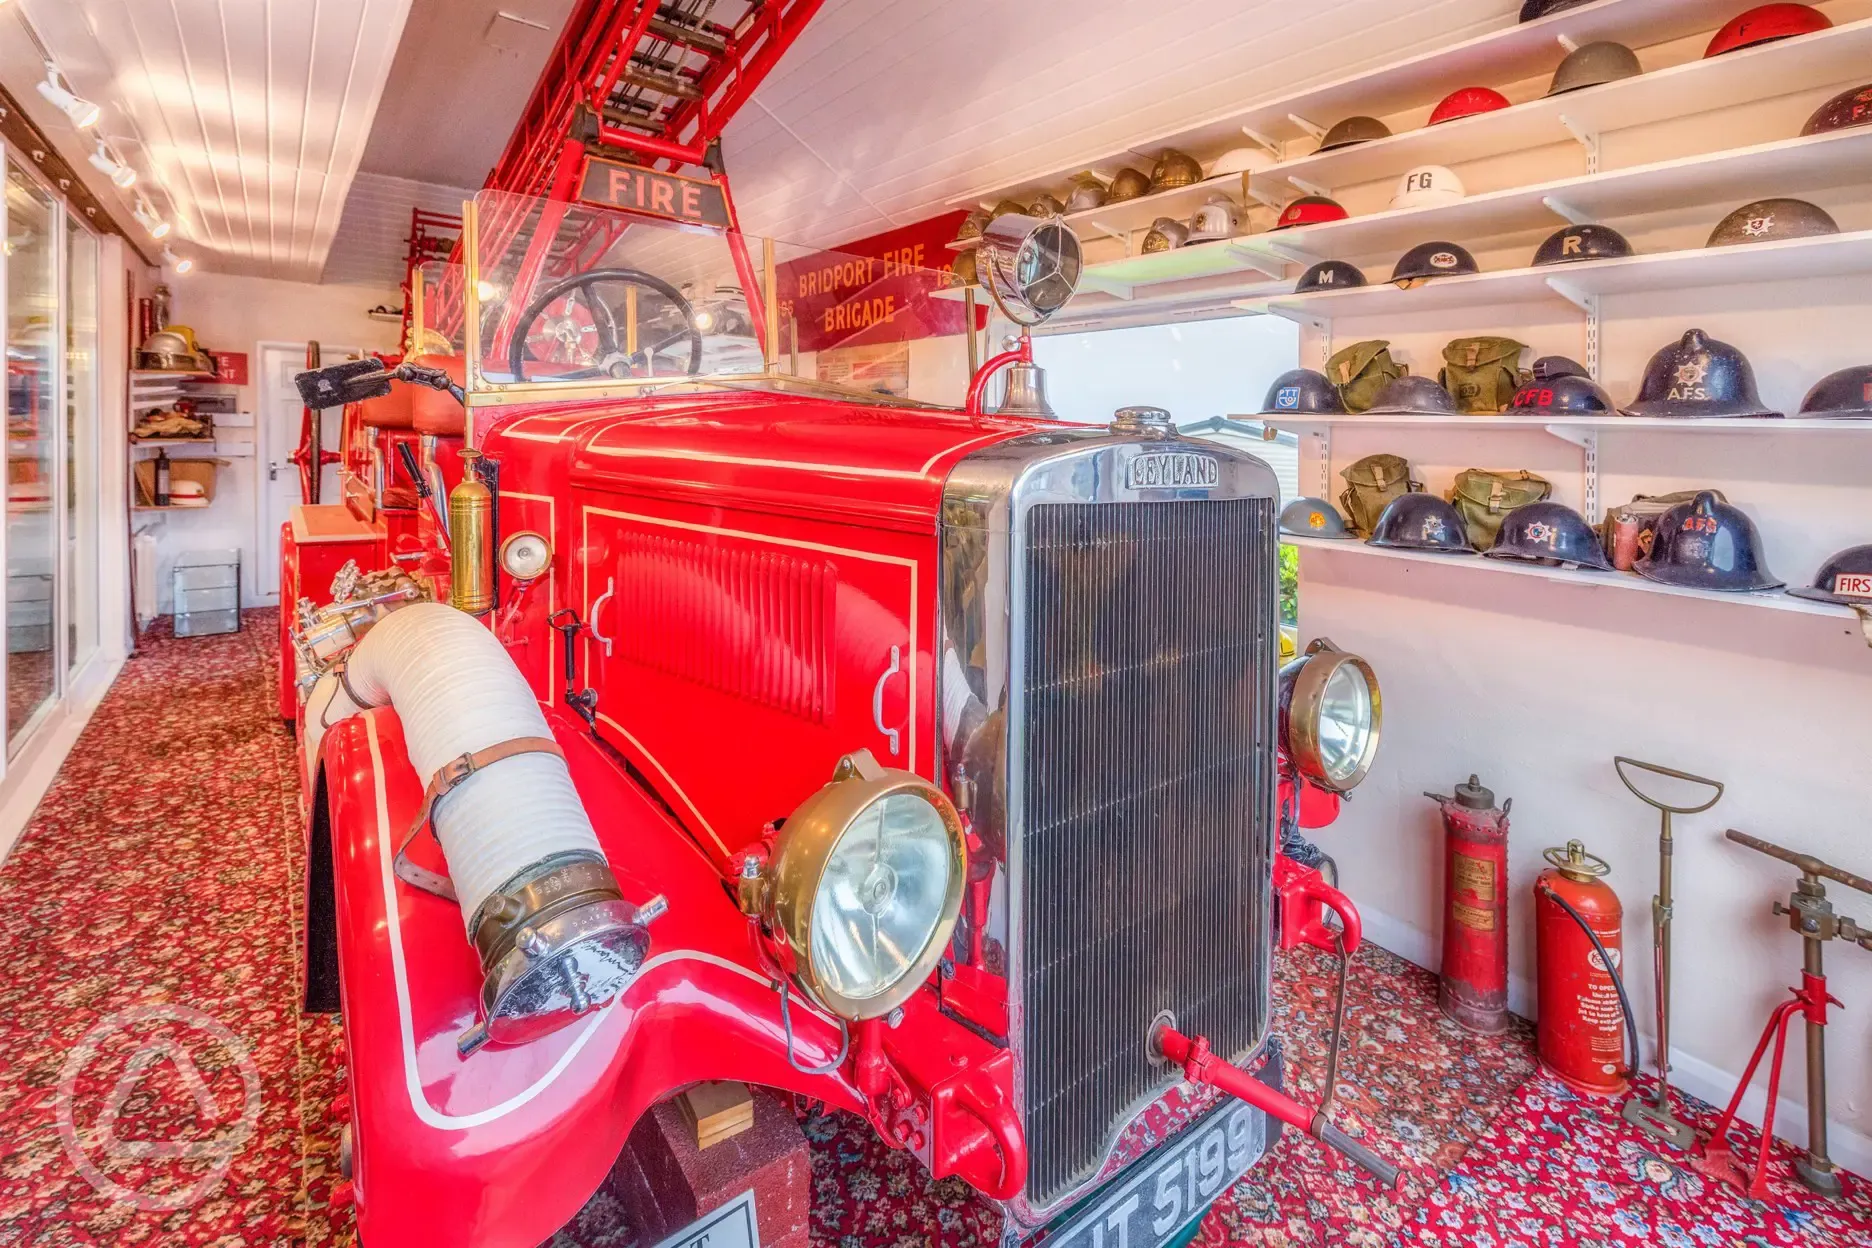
577 155 730 229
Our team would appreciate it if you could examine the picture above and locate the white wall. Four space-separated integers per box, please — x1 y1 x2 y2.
1033 316 1300 428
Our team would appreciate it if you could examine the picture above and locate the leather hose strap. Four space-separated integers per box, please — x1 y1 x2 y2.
394 736 566 902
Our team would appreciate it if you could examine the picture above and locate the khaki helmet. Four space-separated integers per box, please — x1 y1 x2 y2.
1107 168 1151 202
1318 116 1391 151
955 208 991 241
1148 148 1203 192
1141 216 1189 253
1707 197 1838 247
951 248 978 287
1064 173 1108 213
1546 41 1641 96
1029 193 1065 217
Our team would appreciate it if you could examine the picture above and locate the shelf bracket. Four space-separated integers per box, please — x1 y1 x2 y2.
1240 125 1283 156
1541 195 1591 225
1556 32 1580 54
1543 276 1592 311
1222 243 1288 280
1287 174 1332 199
1557 113 1600 173
1287 112 1326 140
1083 217 1131 245
1542 425 1599 520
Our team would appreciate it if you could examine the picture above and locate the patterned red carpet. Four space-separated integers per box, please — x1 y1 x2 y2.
0 614 1866 1247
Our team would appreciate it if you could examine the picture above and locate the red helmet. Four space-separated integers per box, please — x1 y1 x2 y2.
1704 4 1831 57
1429 86 1511 125
1274 195 1350 230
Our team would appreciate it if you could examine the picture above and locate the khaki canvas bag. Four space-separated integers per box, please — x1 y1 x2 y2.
1449 469 1552 550
1326 340 1405 413
1338 453 1421 535
1439 337 1529 414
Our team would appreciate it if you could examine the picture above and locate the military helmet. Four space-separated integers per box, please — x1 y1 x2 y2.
1107 168 1151 202
1635 491 1782 592
1367 494 1475 554
1706 4 1830 57
1624 328 1781 419
1391 240 1478 286
1486 501 1613 570
1547 41 1642 96
1064 174 1108 213
1295 259 1367 293
1318 116 1391 151
1280 496 1354 540
1520 0 1594 19
1261 368 1346 415
1802 83 1872 135
1787 545 1872 605
1148 148 1204 192
1141 217 1189 253
1274 195 1349 230
1532 355 1589 381
1367 375 1459 415
1798 365 1872 418
950 248 978 287
1029 193 1065 217
1509 373 1616 417
955 208 990 241
1187 195 1243 244
1391 165 1465 210
1533 222 1634 266
1707 197 1838 247
1429 86 1511 125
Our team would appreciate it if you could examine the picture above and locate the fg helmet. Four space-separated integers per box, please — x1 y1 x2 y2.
1787 545 1872 605
1367 494 1475 554
1520 0 1594 19
1317 115 1392 151
955 208 990 241
1295 259 1367 293
1367 375 1459 415
1391 240 1478 286
1636 490 1783 591
1261 368 1346 415
1280 496 1354 540
1274 195 1350 230
1209 146 1274 177
1547 41 1642 95
1532 222 1634 266
1803 83 1872 135
1029 193 1065 217
1064 174 1108 213
1707 197 1838 246
1390 165 1466 210
1624 328 1781 419
1186 195 1244 244
1798 365 1872 418
1429 86 1511 125
1107 168 1151 202
1141 217 1190 253
1705 4 1831 57
1509 373 1617 417
1532 355 1590 381
1485 501 1613 570
1148 148 1204 192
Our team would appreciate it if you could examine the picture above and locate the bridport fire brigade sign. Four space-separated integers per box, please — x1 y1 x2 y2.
776 211 983 355
577 155 731 229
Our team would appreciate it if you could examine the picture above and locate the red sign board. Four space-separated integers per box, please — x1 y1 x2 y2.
775 211 984 354
576 155 731 229
211 351 249 385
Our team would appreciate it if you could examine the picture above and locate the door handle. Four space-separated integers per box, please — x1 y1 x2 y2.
588 577 616 657
872 644 903 757
268 461 279 481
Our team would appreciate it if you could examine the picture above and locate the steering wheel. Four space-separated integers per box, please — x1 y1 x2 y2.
507 268 704 383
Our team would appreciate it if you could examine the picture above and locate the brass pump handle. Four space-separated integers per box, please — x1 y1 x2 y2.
1726 828 1872 897
1613 756 1724 816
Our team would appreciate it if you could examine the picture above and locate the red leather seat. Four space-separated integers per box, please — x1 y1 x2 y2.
410 354 467 437
359 385 414 429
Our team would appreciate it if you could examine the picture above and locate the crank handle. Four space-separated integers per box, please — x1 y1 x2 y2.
1276 854 1363 956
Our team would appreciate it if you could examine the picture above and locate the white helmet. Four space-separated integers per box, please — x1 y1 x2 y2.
1186 195 1244 243
1390 165 1465 210
1209 146 1274 178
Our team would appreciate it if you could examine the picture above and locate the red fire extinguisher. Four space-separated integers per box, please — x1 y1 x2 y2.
1426 775 1510 1033
1535 840 1634 1097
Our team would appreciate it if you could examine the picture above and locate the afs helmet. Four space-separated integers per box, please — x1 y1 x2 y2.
1429 87 1511 125
1367 494 1475 554
1318 116 1392 151
1636 491 1782 591
1107 168 1151 202
1281 496 1355 539
1706 4 1831 57
1707 197 1838 246
1262 368 1346 415
1788 545 1872 605
1509 373 1616 417
1367 375 1459 415
1148 148 1204 192
1275 195 1350 230
1533 222 1634 266
1623 329 1781 419
1391 165 1465 210
1391 240 1478 286
1486 501 1613 570
1803 83 1872 135
1547 41 1642 95
1799 365 1872 418
1295 259 1367 293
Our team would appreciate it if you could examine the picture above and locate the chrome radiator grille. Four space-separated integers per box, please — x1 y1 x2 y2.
1016 496 1277 1210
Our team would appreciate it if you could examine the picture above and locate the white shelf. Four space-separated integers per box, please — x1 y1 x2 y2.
1284 535 1850 619
1256 414 1872 432
1080 240 1285 291
1233 227 1872 318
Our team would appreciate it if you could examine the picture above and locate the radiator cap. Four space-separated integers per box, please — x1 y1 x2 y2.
1111 405 1174 436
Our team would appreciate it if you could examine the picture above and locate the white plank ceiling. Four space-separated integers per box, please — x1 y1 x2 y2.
15 0 415 280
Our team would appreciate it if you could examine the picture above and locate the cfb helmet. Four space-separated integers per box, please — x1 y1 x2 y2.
1547 41 1642 96
1390 165 1465 210
1186 195 1244 244
1788 545 1872 605
1532 222 1634 266
1317 115 1392 151
1280 496 1354 540
1798 364 1872 418
1295 259 1367 293
1064 173 1108 213
1107 168 1151 202
1707 197 1838 246
1148 148 1204 192
1636 491 1782 592
1624 329 1781 419
1486 501 1613 570
1367 375 1459 415
1274 195 1350 230
1803 83 1872 135
1429 86 1511 125
1261 368 1346 415
1706 4 1831 57
1141 217 1190 253
1367 494 1474 554
1391 240 1478 286
1531 355 1590 381
1509 373 1617 417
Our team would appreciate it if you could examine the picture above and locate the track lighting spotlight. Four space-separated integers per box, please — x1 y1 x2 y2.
133 202 171 240
36 65 99 130
161 246 193 275
88 142 135 188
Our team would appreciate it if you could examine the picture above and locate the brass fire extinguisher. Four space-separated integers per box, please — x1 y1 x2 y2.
450 448 493 615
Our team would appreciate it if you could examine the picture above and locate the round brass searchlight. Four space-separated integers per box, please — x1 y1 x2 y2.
1280 639 1383 793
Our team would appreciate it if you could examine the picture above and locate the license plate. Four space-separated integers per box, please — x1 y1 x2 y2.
1046 1101 1262 1248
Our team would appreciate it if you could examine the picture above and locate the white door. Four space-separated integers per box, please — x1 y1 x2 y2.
257 341 361 599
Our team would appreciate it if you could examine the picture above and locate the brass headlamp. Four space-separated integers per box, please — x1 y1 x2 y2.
1279 638 1382 793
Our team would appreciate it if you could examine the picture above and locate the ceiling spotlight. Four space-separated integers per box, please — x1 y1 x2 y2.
161 246 193 275
132 202 171 239
88 143 135 188
36 65 99 130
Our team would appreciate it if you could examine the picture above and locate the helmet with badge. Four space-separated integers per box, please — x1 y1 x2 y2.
1186 195 1244 244
1317 116 1391 151
1028 193 1065 218
1623 328 1781 419
1281 497 1355 540
1391 240 1478 286
1635 491 1782 591
1803 83 1872 135
1141 217 1190 253
1390 165 1465 210
1509 373 1616 417
1788 545 1872 605
1295 259 1367 293
1064 173 1108 213
1148 148 1204 192
1705 4 1831 57
955 208 990 242
1274 195 1350 231
1485 501 1613 569
1107 168 1151 202
1547 41 1642 95
1532 222 1633 266
1367 494 1475 554
1429 87 1511 125
1261 368 1346 416
1707 198 1838 247
1799 364 1872 418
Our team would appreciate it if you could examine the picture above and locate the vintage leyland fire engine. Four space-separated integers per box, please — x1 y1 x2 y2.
283 181 1392 1246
